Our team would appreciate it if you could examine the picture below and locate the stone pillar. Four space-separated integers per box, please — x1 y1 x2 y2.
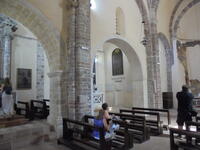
66 0 91 121
66 0 77 120
0 14 17 79
147 0 162 108
36 42 45 99
0 33 3 79
74 0 91 120
47 71 64 137
0 34 12 79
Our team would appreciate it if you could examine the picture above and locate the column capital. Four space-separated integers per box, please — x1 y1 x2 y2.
0 14 17 38
66 0 79 9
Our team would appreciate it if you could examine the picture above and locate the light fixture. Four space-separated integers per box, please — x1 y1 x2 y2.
94 57 98 63
91 0 96 10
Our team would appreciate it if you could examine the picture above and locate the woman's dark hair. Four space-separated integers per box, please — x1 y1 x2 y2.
102 103 108 110
4 77 11 87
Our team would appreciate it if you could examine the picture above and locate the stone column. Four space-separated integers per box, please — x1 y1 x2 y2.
66 0 91 121
0 32 3 79
147 0 162 108
66 0 77 120
2 34 12 78
74 0 91 120
47 71 64 137
36 42 45 99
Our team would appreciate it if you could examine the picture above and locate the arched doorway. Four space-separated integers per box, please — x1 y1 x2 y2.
0 0 64 136
93 37 145 112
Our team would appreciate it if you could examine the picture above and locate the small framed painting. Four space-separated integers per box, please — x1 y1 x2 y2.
17 68 32 89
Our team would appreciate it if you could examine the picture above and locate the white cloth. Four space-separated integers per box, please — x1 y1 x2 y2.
2 92 14 115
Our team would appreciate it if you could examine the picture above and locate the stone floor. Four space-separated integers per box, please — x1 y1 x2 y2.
17 142 70 150
17 136 170 150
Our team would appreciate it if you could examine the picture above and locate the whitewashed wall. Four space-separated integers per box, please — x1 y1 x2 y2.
172 4 200 107
11 23 50 102
91 0 147 108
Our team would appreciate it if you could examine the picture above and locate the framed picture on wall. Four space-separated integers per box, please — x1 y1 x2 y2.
17 68 32 89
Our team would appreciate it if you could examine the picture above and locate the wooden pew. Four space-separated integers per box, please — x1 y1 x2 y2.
170 128 200 150
186 121 200 145
132 107 171 126
58 118 129 150
84 115 133 149
109 112 150 143
120 109 163 135
15 101 30 119
43 99 50 117
196 116 200 122
30 100 48 119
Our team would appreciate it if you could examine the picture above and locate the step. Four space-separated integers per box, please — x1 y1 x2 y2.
0 118 29 128
0 120 57 150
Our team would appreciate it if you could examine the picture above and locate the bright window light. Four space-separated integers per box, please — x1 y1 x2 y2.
91 0 96 10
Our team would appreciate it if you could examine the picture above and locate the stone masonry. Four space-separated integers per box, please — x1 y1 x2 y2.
36 42 45 100
135 0 162 108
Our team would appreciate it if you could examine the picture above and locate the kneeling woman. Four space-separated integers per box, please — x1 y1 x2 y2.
92 109 113 139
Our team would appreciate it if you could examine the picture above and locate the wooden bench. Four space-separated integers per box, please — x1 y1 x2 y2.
43 99 50 117
120 109 163 135
30 100 48 119
58 118 129 150
15 101 30 119
170 128 200 150
109 112 150 143
84 115 133 149
132 107 171 126
186 121 200 144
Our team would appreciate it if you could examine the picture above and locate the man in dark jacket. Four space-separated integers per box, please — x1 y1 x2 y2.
176 85 194 130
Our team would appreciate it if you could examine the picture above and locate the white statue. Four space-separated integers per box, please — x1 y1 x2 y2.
0 78 14 117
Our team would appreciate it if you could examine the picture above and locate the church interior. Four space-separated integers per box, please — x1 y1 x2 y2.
0 0 200 149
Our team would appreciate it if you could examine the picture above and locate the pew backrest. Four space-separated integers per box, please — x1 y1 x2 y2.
170 128 200 150
132 107 171 125
62 118 112 150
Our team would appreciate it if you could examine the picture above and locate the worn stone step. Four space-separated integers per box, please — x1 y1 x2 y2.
0 115 24 121
0 118 29 128
0 120 57 150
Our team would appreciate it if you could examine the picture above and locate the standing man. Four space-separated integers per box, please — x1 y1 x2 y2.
176 85 194 130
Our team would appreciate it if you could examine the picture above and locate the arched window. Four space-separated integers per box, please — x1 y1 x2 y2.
112 48 123 76
116 7 125 35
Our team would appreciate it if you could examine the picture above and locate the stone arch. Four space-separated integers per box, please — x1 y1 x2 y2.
103 37 145 107
134 0 150 37
0 0 63 72
169 0 185 39
0 0 65 136
173 0 200 37
158 32 173 92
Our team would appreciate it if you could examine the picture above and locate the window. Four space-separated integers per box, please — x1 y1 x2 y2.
116 7 125 35
112 48 124 76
